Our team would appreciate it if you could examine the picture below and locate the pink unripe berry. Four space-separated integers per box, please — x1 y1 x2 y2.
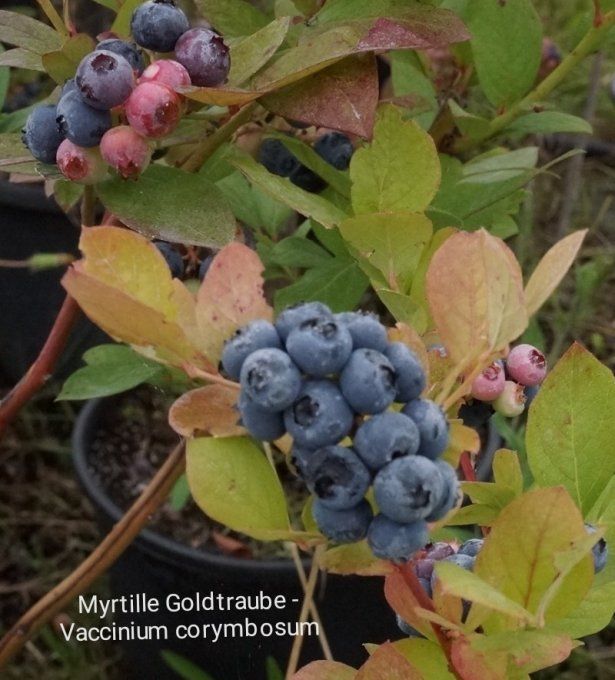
471 361 505 401
100 126 152 179
506 344 547 387
139 59 191 91
125 81 182 138
493 381 526 418
56 139 108 184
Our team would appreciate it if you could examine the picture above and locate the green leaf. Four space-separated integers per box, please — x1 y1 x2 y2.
340 212 432 292
229 150 348 229
450 504 499 527
474 488 593 632
392 639 455 679
57 344 164 401
42 34 95 84
169 474 191 512
465 0 542 107
527 343 615 515
186 436 294 541
0 48 44 71
269 236 332 269
275 258 368 312
97 165 236 248
53 180 84 212
315 0 467 27
492 449 523 497
193 0 270 37
547 581 615 639
505 111 593 137
228 17 290 86
448 99 490 139
266 657 284 680
376 289 427 332
321 541 392 576
350 105 440 214
0 10 62 55
161 650 215 680
111 0 142 37
434 561 535 623
0 45 8 110
390 50 437 129
461 482 515 510
0 131 38 174
461 147 539 184
269 133 351 197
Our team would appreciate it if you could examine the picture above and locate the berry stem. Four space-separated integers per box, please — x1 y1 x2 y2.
396 564 464 680
180 101 257 173
0 441 186 668
285 544 325 679
459 451 476 482
453 10 615 152
36 0 69 36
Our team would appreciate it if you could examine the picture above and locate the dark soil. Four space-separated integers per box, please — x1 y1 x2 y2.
86 387 308 560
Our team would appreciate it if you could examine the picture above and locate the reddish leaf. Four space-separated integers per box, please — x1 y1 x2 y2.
357 642 421 679
169 385 244 438
196 243 273 364
450 636 508 680
211 531 253 559
384 570 434 640
262 54 379 138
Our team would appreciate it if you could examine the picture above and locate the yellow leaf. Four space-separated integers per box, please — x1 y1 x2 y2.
524 230 587 316
443 420 480 467
196 242 273 364
426 229 527 367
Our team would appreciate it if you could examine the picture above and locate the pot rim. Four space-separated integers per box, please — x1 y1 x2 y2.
72 397 309 574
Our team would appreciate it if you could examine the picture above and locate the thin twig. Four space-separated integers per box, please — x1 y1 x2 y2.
0 441 186 668
285 545 324 679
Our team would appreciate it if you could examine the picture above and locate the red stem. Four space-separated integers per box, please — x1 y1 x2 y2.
0 295 80 437
396 565 463 680
459 451 476 482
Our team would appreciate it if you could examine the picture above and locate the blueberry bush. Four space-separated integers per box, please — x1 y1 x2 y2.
1 0 614 677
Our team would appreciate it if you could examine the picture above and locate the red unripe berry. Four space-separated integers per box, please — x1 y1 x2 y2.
471 361 506 401
493 380 526 418
100 126 152 179
125 81 182 138
139 59 191 91
506 344 547 387
56 140 108 184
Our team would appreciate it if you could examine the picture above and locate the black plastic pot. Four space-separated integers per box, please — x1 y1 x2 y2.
0 179 105 385
72 398 399 680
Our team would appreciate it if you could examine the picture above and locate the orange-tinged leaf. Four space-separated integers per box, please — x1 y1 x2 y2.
426 229 527 367
443 420 480 467
356 642 421 680
524 230 587 317
293 661 356 680
384 570 435 640
62 268 200 366
169 385 244 437
196 243 273 364
79 226 178 319
450 636 508 680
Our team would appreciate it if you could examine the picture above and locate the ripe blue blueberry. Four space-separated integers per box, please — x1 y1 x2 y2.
131 0 189 52
312 498 373 542
275 302 333 342
96 38 146 74
154 242 183 278
396 615 423 638
76 50 135 110
418 576 433 599
290 445 315 478
339 348 396 414
61 78 78 97
240 348 301 413
458 538 484 558
284 379 353 449
373 456 445 523
174 27 230 87
286 317 352 377
289 164 326 193
221 320 281 381
334 311 388 352
430 553 475 593
56 91 112 147
424 460 460 522
402 399 449 460
314 132 353 170
237 393 285 442
304 445 370 510
367 515 428 563
22 104 64 164
384 342 426 402
353 411 420 472
586 524 608 574
257 139 324 192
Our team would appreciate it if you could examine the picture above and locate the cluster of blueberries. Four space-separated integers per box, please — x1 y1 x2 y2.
459 343 547 428
221 302 461 563
22 0 230 183
258 132 354 192
397 526 608 637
